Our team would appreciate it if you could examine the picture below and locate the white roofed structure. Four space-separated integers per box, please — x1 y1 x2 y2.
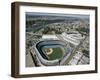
61 31 84 45
42 35 59 40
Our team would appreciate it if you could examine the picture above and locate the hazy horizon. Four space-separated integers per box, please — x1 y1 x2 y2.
26 12 89 19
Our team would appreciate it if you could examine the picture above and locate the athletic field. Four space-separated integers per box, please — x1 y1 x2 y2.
43 47 63 60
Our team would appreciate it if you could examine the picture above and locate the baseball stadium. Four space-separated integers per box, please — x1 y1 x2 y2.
34 40 72 66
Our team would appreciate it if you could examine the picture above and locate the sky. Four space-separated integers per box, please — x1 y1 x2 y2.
26 12 89 19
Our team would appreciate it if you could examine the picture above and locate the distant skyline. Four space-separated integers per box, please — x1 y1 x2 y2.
26 12 89 19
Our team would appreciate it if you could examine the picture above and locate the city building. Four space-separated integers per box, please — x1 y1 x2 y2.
61 31 84 45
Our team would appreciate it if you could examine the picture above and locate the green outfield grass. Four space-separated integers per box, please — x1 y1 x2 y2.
44 47 63 60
